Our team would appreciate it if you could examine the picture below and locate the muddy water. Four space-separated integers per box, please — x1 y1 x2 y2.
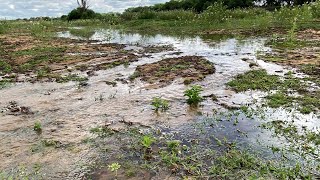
1 29 319 179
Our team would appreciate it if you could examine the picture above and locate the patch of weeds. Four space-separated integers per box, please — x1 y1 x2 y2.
33 121 42 133
36 66 51 79
70 28 95 39
227 70 281 92
75 64 89 71
129 71 140 81
209 149 311 179
41 140 61 148
90 126 115 138
151 97 169 112
0 164 43 179
0 60 12 74
266 92 294 108
261 120 320 158
300 64 320 77
56 74 88 83
0 79 11 89
184 85 203 105
266 91 320 114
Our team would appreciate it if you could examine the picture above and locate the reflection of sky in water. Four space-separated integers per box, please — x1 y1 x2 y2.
57 28 320 132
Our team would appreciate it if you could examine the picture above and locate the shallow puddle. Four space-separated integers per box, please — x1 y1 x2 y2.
0 29 319 179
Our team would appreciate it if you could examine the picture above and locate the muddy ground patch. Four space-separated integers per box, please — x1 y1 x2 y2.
131 56 215 87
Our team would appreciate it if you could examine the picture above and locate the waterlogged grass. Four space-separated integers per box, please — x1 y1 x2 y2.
227 70 281 92
86 110 317 179
69 28 96 39
0 80 11 89
228 70 319 113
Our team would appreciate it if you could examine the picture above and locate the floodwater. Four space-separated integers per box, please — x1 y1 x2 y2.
0 29 319 179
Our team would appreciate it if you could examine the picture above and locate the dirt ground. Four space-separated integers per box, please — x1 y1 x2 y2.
133 56 215 87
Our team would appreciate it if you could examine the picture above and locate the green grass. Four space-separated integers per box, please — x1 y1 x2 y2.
0 60 12 74
266 92 294 108
56 74 88 83
228 70 319 114
69 28 96 39
227 70 281 92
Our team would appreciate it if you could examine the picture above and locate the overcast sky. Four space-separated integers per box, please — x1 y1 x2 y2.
0 0 169 19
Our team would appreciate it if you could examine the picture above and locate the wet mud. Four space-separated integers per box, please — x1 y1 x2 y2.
0 29 319 179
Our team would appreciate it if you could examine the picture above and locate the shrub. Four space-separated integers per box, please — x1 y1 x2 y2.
184 85 203 105
201 2 228 22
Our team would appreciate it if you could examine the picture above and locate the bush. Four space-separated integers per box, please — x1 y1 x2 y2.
310 0 320 18
67 8 97 21
157 10 196 21
202 2 228 22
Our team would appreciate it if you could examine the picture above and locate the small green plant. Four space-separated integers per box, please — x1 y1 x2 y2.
167 140 181 153
151 97 169 111
287 17 298 44
33 122 42 133
141 135 155 149
108 162 121 176
184 85 203 105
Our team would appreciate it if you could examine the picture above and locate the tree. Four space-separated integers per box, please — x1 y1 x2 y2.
77 0 89 11
66 0 97 21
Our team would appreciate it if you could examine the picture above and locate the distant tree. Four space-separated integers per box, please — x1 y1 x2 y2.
77 0 89 11
66 0 97 21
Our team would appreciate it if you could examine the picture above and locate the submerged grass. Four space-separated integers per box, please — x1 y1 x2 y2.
228 69 320 113
227 70 281 92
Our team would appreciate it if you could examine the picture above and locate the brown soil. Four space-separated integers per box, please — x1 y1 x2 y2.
0 34 139 82
133 56 215 87
259 29 320 76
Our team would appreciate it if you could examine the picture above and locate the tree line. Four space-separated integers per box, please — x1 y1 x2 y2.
126 0 316 13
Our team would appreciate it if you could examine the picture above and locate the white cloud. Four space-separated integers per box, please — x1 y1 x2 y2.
8 4 15 10
0 0 170 19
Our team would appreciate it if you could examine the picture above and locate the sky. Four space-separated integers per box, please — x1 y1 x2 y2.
0 0 169 20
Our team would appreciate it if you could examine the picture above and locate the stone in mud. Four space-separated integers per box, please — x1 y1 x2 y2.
132 56 215 87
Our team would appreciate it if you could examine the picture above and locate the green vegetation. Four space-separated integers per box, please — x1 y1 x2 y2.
56 74 88 83
0 60 12 74
108 163 121 176
184 85 204 105
151 97 169 112
90 126 115 138
33 122 42 133
227 70 281 92
140 135 155 149
228 70 320 114
69 28 95 38
67 8 98 21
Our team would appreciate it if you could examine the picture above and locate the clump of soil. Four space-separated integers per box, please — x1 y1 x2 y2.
142 45 175 54
132 56 215 86
1 101 33 115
